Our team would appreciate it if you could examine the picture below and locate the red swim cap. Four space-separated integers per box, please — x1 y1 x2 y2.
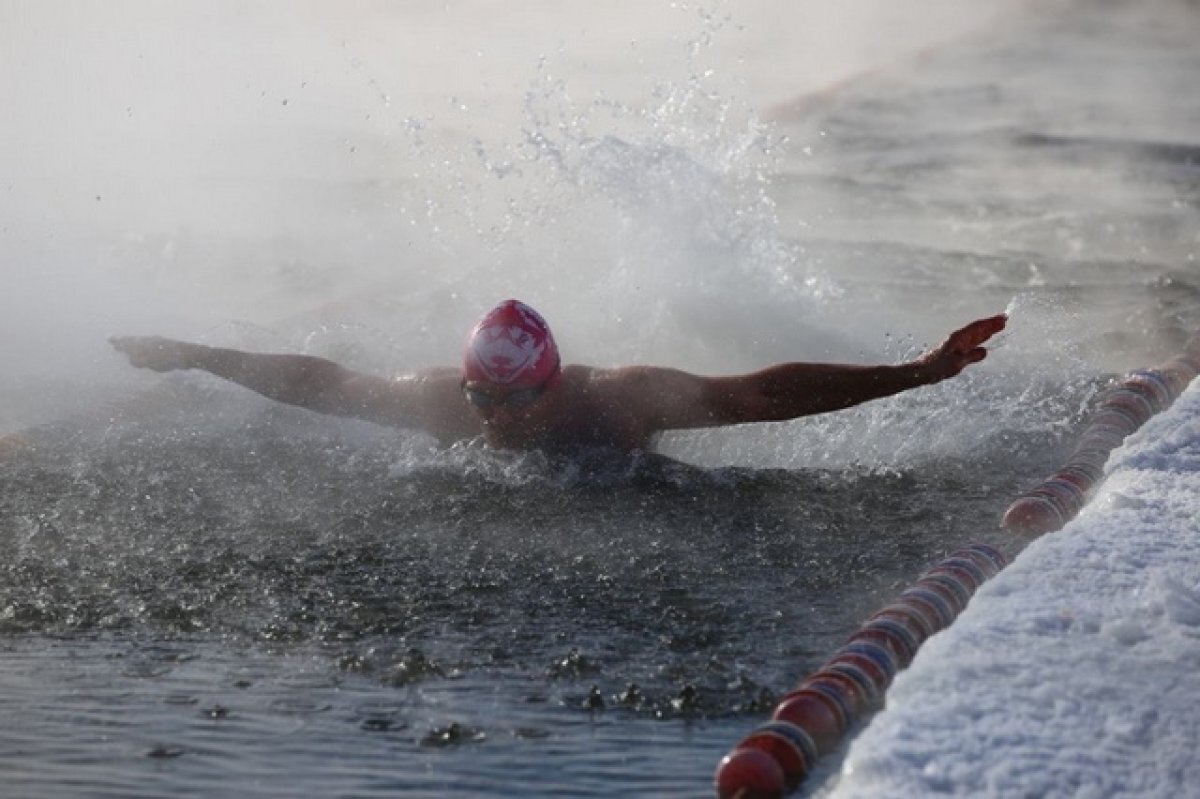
463 299 561 388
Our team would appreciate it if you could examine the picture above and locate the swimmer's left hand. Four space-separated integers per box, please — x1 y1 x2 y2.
916 314 1008 383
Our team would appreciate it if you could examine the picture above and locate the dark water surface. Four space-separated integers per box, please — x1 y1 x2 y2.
0 389 1052 797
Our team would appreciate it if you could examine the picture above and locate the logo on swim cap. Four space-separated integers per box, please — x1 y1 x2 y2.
463 299 560 387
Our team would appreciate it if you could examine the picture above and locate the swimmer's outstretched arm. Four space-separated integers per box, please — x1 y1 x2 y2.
109 336 473 437
631 314 1007 431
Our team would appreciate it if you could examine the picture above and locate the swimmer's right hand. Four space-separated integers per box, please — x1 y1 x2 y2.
109 336 197 372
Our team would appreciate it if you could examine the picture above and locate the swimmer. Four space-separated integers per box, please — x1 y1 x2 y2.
110 299 1006 454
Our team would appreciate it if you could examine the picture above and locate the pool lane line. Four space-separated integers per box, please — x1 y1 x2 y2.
1001 341 1200 536
712 340 1200 797
713 543 1008 798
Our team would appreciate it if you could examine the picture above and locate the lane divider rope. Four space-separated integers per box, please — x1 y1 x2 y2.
1001 347 1199 535
713 543 1007 797
714 339 1199 798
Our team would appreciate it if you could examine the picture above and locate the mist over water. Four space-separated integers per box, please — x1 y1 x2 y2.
2 0 1030 430
2 1 1200 796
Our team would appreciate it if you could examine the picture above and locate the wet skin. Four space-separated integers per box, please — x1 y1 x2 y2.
109 314 1007 454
